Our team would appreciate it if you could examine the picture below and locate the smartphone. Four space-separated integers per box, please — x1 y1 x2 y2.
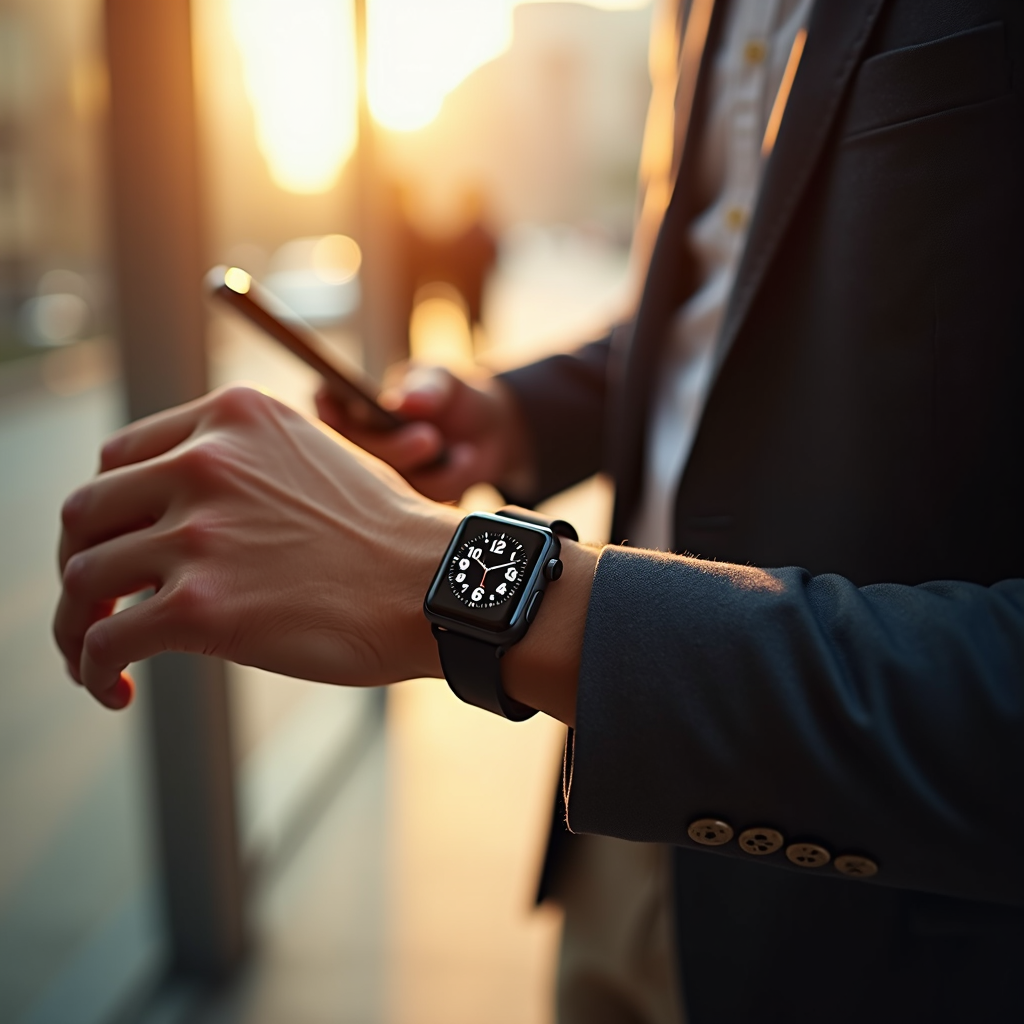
206 265 404 432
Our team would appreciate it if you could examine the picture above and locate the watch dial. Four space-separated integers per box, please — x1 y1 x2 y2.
447 531 529 609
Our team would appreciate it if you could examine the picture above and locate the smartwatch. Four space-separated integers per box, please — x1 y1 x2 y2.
423 506 578 720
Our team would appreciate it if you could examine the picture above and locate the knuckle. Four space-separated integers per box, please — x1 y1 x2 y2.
167 513 221 558
82 621 114 668
214 384 272 422
60 487 89 532
52 615 75 662
62 552 91 596
165 575 220 634
175 438 231 481
99 433 126 472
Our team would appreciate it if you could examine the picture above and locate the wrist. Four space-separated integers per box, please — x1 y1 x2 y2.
419 507 596 725
398 501 462 680
500 538 598 727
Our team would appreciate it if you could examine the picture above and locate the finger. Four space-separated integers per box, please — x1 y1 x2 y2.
379 365 454 421
59 458 171 572
55 528 165 679
57 598 113 685
404 441 481 502
98 391 213 472
80 593 175 706
314 384 386 439
98 673 135 711
330 418 446 474
314 386 350 434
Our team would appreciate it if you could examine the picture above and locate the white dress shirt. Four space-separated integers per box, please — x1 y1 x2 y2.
630 0 813 551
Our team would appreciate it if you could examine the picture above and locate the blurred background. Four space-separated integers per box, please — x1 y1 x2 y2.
0 0 652 1020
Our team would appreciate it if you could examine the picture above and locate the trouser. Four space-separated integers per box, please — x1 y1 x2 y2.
553 834 684 1024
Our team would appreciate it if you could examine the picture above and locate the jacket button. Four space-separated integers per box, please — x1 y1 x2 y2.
785 842 831 868
743 38 767 65
834 854 878 878
687 818 733 846
738 827 784 855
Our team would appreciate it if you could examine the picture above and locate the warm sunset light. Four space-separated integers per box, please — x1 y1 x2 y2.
409 285 474 367
229 0 358 193
366 0 514 131
230 0 649 194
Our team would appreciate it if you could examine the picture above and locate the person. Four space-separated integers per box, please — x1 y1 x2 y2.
54 1 1023 1022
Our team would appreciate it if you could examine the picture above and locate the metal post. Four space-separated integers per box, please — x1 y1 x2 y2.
103 0 246 979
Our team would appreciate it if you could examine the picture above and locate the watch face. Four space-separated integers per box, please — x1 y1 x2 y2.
447 530 527 609
425 514 554 633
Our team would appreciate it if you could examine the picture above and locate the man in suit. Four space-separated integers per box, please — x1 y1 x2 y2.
55 0 1022 1021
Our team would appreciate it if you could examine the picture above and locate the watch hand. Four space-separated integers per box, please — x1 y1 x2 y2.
486 559 520 572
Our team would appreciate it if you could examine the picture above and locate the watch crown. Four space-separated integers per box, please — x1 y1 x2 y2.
544 558 563 581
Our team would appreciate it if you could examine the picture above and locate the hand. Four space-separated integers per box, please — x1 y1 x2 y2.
54 385 460 710
315 363 537 503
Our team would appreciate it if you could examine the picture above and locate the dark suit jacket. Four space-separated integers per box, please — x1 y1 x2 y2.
501 1 1024 1021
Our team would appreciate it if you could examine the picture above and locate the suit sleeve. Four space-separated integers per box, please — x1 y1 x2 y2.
566 546 1024 907
496 332 614 503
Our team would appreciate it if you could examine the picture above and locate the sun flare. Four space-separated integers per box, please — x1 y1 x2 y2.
229 0 358 193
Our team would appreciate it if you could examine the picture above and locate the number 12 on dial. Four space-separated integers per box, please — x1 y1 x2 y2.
446 531 528 609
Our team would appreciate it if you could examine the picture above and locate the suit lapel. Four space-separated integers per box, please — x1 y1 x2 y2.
610 0 722 539
711 0 887 380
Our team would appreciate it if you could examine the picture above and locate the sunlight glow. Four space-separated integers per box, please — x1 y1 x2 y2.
230 0 649 194
230 0 358 193
367 0 514 131
368 0 649 131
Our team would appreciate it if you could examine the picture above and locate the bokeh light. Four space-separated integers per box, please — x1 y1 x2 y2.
409 284 474 367
311 234 362 283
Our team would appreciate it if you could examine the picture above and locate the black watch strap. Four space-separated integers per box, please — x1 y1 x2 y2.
432 625 537 722
497 506 579 542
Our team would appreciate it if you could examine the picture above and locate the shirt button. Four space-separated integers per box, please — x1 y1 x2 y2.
687 818 734 846
743 39 767 65
738 827 784 855
724 205 748 232
834 854 879 878
785 842 831 868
